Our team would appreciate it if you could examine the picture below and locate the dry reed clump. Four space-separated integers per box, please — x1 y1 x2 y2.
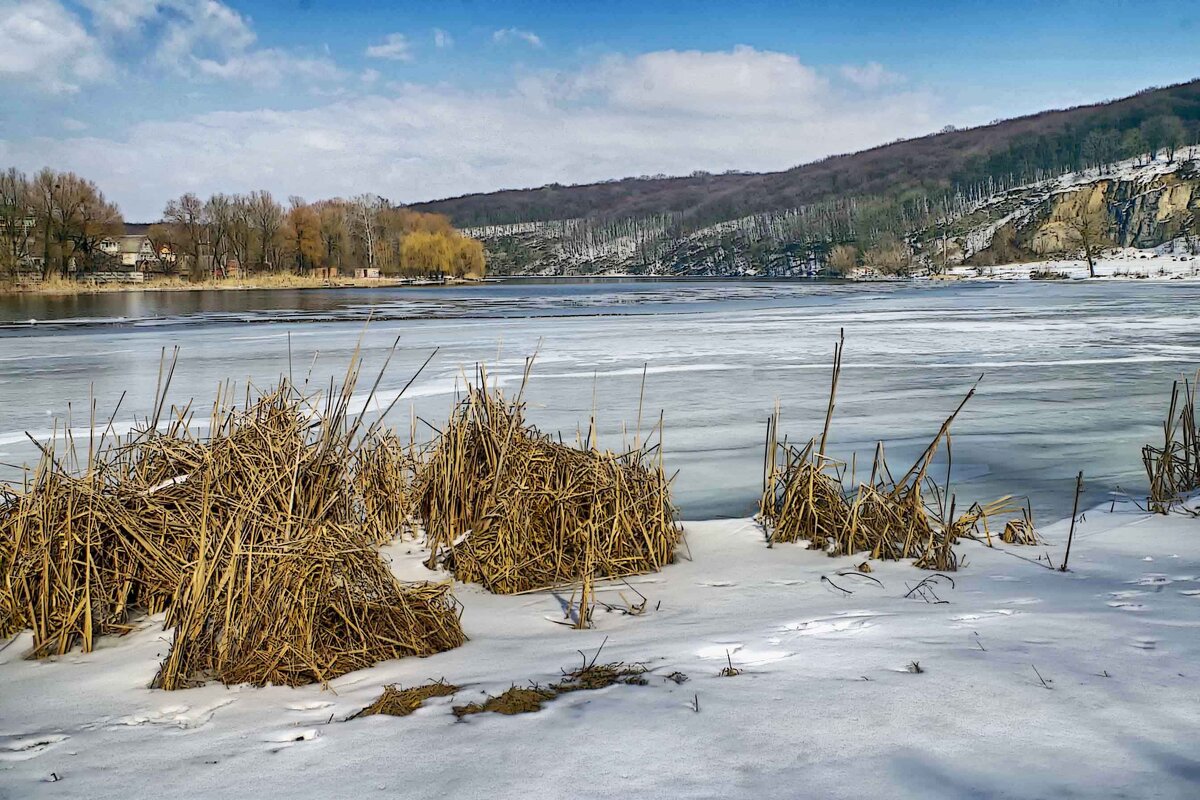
0 466 179 656
351 681 460 718
760 332 1013 571
1143 374 1199 513
1001 518 1041 545
0 350 466 688
353 430 422 545
414 371 680 594
997 501 1041 545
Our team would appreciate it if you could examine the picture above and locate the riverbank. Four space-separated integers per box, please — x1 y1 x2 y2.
1 498 1197 799
943 249 1200 282
0 274 483 296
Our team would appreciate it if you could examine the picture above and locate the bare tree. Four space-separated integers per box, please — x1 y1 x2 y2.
1081 129 1120 174
162 193 207 276
32 168 61 277
1161 116 1187 162
1065 212 1111 278
57 175 122 273
827 243 858 276
204 194 235 272
246 190 283 271
349 194 383 272
315 200 347 270
0 168 34 276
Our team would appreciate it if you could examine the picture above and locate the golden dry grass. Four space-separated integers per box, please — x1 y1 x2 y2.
414 367 681 594
760 333 1017 571
351 681 461 718
0 349 465 688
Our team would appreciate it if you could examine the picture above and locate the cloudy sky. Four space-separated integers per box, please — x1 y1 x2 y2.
1 0 1197 219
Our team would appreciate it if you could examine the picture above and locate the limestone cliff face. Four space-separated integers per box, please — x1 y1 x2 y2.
971 162 1199 263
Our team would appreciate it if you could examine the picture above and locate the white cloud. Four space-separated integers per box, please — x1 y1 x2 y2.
493 27 542 48
839 61 903 90
2 47 944 219
585 46 827 115
191 49 343 86
76 0 343 87
360 68 380 84
0 0 113 92
61 117 88 131
433 28 452 49
80 0 160 32
365 32 413 61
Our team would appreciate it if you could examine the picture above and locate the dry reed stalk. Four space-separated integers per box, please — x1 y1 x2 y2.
1 351 467 688
1143 374 1199 513
414 369 681 594
760 336 1014 571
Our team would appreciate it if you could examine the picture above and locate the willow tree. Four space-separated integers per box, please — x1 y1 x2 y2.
400 229 451 277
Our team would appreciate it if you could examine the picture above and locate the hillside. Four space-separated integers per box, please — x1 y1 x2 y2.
410 80 1200 276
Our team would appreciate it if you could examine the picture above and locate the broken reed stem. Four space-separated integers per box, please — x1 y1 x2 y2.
760 335 1011 571
1060 471 1083 572
818 329 844 460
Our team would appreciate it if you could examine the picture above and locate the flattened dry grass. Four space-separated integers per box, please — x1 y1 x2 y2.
351 681 461 718
450 661 647 718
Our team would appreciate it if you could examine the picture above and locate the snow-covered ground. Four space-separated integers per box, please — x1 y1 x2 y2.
947 246 1200 281
3 498 1199 799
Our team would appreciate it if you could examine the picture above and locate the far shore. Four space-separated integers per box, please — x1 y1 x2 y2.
0 273 486 297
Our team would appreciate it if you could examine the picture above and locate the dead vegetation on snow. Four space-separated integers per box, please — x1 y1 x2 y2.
0 348 465 687
759 331 1029 570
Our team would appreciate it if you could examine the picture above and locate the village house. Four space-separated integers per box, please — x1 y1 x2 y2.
97 233 159 271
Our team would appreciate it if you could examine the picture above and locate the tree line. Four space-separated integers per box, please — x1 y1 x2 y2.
0 169 485 280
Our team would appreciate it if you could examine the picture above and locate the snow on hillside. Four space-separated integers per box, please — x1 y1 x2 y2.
955 146 1200 261
948 242 1200 281
2 498 1199 799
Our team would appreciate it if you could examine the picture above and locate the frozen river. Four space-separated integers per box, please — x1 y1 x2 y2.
1 278 1197 523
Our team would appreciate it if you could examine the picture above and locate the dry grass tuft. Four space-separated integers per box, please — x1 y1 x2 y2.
998 501 1041 545
351 681 460 718
353 430 422 545
414 366 681 594
452 660 647 718
552 662 648 692
453 685 558 717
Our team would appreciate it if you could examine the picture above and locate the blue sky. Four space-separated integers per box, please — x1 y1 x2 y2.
1 0 1197 219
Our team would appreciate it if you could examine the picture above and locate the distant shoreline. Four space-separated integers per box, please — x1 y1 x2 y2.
0 274 485 297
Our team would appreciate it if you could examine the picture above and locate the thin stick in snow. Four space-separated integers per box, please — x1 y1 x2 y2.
1060 471 1083 572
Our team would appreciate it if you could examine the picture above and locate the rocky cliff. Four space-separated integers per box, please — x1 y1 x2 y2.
964 154 1199 266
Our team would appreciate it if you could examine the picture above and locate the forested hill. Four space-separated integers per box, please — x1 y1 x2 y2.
412 80 1200 230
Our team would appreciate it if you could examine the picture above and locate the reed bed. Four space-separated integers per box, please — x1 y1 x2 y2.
760 334 1010 571
0 350 466 688
1143 373 1199 513
353 430 422 545
414 368 681 594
